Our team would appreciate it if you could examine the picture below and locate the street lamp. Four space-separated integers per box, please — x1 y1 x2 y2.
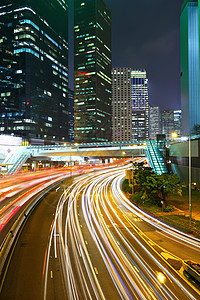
172 132 192 226
189 135 192 226
171 132 178 139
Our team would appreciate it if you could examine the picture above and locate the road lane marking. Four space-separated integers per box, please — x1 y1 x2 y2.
148 240 154 246
50 271 53 278
134 266 139 273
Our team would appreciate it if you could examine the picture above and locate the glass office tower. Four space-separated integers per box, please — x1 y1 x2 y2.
161 110 175 140
131 69 149 140
181 0 199 135
74 0 112 143
149 106 161 139
0 0 69 142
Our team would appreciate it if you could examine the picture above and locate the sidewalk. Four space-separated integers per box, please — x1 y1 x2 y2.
154 207 185 217
167 188 200 221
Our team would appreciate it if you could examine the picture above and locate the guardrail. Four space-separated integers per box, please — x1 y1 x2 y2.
0 179 65 278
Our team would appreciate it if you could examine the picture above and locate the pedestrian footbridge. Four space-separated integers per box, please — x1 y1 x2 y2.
0 140 168 174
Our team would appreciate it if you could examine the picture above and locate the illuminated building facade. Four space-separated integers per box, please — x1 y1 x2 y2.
112 68 149 142
149 106 161 139
131 69 149 141
0 0 69 142
161 110 175 140
180 0 200 135
74 0 112 143
112 68 132 141
174 110 182 136
68 88 74 142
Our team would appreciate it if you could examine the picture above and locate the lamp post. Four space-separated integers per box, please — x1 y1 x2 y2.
189 135 192 227
172 132 192 226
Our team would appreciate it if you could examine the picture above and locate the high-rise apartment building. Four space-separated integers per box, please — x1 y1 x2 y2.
0 0 69 142
149 106 161 139
112 68 149 142
112 68 132 141
74 0 112 143
180 0 200 135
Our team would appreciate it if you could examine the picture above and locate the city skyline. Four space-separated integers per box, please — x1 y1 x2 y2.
74 0 112 143
69 0 183 111
0 0 70 142
0 1 200 299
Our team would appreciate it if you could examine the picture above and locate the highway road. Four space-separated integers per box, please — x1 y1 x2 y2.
1 162 200 299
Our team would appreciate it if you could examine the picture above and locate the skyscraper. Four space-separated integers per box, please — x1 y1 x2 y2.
149 106 161 139
112 68 132 141
112 68 149 142
174 110 182 136
180 0 200 135
131 69 149 141
0 0 69 142
68 89 74 142
74 0 112 143
161 110 174 140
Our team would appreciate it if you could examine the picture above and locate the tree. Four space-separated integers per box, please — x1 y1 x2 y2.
192 124 200 135
133 163 156 203
131 162 182 206
133 163 154 188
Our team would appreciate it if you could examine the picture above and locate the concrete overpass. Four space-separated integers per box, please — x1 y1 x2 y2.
30 143 146 158
1 140 167 175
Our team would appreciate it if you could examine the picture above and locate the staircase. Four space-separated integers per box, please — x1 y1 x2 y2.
3 147 30 174
146 140 167 175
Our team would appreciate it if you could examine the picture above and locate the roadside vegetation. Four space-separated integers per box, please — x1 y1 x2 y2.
123 162 200 238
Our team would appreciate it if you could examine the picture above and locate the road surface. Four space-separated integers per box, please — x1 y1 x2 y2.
1 163 200 299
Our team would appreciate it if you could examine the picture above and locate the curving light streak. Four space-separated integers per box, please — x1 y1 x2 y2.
43 162 200 299
112 172 200 251
0 168 81 232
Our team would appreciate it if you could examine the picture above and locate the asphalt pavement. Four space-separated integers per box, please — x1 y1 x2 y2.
0 179 69 300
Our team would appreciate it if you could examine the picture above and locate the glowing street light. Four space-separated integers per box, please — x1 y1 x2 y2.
157 272 166 284
171 132 178 139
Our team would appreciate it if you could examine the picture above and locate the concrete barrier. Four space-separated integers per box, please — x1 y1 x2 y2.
0 180 64 278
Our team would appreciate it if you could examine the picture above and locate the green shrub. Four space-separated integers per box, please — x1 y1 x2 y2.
164 205 174 212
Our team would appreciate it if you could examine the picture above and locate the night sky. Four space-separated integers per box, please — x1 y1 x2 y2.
69 0 183 110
